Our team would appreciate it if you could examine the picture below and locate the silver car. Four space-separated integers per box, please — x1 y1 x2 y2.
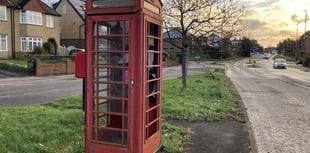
273 59 287 69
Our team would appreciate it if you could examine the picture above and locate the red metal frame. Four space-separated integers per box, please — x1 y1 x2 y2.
85 0 162 153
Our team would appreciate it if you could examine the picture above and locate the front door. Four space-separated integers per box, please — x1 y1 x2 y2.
87 16 132 152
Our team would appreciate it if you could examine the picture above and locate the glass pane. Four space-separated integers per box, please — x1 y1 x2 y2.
98 37 108 51
98 83 107 96
110 22 123 35
110 37 123 50
93 37 98 51
148 80 157 95
98 114 108 126
92 0 134 8
148 67 158 79
97 37 124 51
148 22 159 37
123 132 128 145
93 67 107 82
94 128 123 143
98 99 123 113
98 22 108 35
107 52 123 65
109 84 123 98
125 21 129 35
98 21 124 35
93 22 97 36
148 38 159 51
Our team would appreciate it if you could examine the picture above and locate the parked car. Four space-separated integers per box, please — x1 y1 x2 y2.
262 53 270 59
67 46 85 56
273 58 287 69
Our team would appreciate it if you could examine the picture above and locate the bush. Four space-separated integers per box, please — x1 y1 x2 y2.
33 46 45 55
303 56 310 67
43 42 52 54
0 63 30 73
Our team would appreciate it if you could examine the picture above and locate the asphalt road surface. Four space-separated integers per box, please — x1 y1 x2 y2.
0 63 213 107
0 75 83 106
226 58 310 153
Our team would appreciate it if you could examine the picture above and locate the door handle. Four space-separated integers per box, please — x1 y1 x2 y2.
130 80 134 88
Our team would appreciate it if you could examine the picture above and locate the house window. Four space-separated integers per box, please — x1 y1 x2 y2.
0 35 7 51
62 5 67 13
46 15 54 28
20 10 42 25
20 37 42 52
0 6 6 21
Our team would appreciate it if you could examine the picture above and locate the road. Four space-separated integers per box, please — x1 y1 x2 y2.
226 58 310 153
0 75 83 106
0 63 213 107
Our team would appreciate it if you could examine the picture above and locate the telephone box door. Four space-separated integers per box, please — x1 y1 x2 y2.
86 16 133 152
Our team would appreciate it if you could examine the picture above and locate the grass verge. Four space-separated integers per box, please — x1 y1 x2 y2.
163 69 244 122
0 69 244 153
0 96 84 153
0 59 28 67
273 54 296 62
0 59 30 74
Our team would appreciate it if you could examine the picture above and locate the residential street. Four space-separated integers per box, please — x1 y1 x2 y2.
226 58 310 153
0 63 213 107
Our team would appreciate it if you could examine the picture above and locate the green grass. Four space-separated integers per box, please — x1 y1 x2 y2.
0 96 84 153
0 70 244 152
190 55 242 63
273 54 296 62
162 69 244 122
161 123 188 153
0 59 28 68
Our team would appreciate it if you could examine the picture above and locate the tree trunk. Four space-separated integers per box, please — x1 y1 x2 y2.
181 47 189 89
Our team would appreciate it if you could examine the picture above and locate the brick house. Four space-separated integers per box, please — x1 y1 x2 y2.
0 0 61 59
299 31 310 56
54 0 85 49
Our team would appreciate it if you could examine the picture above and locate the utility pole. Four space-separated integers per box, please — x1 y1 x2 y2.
303 10 307 33
296 23 299 57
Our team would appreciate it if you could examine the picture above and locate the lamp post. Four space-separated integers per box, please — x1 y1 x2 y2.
296 23 299 57
303 10 307 32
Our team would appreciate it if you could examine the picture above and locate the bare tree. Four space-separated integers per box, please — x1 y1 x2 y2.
163 0 245 88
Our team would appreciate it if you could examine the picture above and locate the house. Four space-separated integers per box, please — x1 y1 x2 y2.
299 30 310 56
163 28 182 53
54 0 85 49
0 0 61 59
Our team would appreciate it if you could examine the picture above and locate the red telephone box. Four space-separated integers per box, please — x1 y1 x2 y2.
84 0 162 152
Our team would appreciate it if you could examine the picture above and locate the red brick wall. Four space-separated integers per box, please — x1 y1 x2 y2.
35 59 75 76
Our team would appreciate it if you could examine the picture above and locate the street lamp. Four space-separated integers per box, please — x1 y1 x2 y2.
296 23 299 57
303 10 307 32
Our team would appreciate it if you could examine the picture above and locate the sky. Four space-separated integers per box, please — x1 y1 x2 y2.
244 0 310 48
43 0 309 48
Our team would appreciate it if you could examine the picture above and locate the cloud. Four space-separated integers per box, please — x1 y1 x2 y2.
291 14 304 23
245 19 268 30
255 0 279 8
243 0 310 47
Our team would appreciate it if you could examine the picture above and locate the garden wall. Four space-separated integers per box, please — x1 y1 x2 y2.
34 58 177 76
35 59 75 76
